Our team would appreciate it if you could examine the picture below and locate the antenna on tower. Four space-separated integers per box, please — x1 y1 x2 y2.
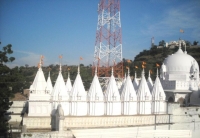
93 0 123 78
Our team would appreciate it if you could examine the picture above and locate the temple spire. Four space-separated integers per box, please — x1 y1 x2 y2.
133 71 138 91
142 68 145 77
147 70 153 92
135 71 137 78
111 67 113 76
68 71 70 78
156 68 159 77
46 71 53 95
78 65 80 74
37 55 44 69
59 63 62 72
128 68 130 76
179 40 181 49
95 66 97 75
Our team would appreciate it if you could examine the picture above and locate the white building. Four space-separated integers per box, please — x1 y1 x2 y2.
152 69 166 114
52 64 69 116
160 40 199 105
28 59 51 117
88 67 104 115
105 68 121 115
19 43 200 138
70 66 87 116
121 68 137 115
137 69 152 114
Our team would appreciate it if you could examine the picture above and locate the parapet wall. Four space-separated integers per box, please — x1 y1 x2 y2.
23 114 170 130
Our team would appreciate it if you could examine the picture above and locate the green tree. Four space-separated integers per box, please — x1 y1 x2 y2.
185 40 191 46
159 40 165 46
193 41 199 45
0 44 15 135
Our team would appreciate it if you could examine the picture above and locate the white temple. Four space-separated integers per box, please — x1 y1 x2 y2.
27 42 200 117
151 69 166 114
70 66 87 116
121 68 137 115
160 40 200 104
133 71 139 90
137 69 152 114
28 63 168 117
52 64 69 116
147 70 153 92
88 67 104 115
22 42 200 138
29 58 51 116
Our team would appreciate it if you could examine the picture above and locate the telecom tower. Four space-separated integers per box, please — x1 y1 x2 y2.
93 0 123 78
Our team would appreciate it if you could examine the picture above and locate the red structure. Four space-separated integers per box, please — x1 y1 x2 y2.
93 0 123 78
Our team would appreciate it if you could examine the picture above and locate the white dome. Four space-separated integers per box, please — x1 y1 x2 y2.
163 48 199 74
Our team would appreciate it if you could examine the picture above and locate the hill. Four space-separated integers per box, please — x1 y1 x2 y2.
125 46 200 80
14 46 200 92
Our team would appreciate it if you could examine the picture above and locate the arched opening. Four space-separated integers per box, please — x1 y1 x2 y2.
168 97 174 103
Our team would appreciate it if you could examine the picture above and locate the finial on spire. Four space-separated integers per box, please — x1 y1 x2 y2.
59 63 62 72
135 71 137 79
184 42 187 54
156 68 159 77
111 67 113 76
148 70 151 77
48 71 50 77
38 55 44 69
78 65 80 74
95 66 97 75
128 68 130 76
68 71 70 78
59 55 62 72
179 40 181 49
142 68 145 77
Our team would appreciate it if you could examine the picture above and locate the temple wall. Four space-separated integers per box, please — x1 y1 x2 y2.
23 114 169 130
28 101 51 116
22 103 200 138
23 117 51 129
24 103 200 129
64 115 169 129
8 101 27 122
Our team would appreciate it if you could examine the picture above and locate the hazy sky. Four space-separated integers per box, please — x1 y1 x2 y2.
1 0 200 68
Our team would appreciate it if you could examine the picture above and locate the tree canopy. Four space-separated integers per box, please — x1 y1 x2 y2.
0 44 16 134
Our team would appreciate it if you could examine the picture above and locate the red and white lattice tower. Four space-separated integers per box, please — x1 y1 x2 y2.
93 0 123 78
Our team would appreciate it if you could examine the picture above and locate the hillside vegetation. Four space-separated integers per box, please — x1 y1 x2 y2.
15 46 200 92
125 46 200 80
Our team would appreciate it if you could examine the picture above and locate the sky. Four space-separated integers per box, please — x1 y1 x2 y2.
0 0 200 68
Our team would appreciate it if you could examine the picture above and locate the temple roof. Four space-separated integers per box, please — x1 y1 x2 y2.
105 68 120 101
30 63 47 92
152 69 166 100
133 71 139 91
119 73 127 95
137 69 152 100
121 69 137 101
46 71 53 95
147 70 153 92
88 67 103 100
66 72 72 94
71 66 86 97
53 64 68 98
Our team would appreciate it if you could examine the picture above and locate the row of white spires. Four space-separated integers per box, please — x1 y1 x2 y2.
29 63 166 116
